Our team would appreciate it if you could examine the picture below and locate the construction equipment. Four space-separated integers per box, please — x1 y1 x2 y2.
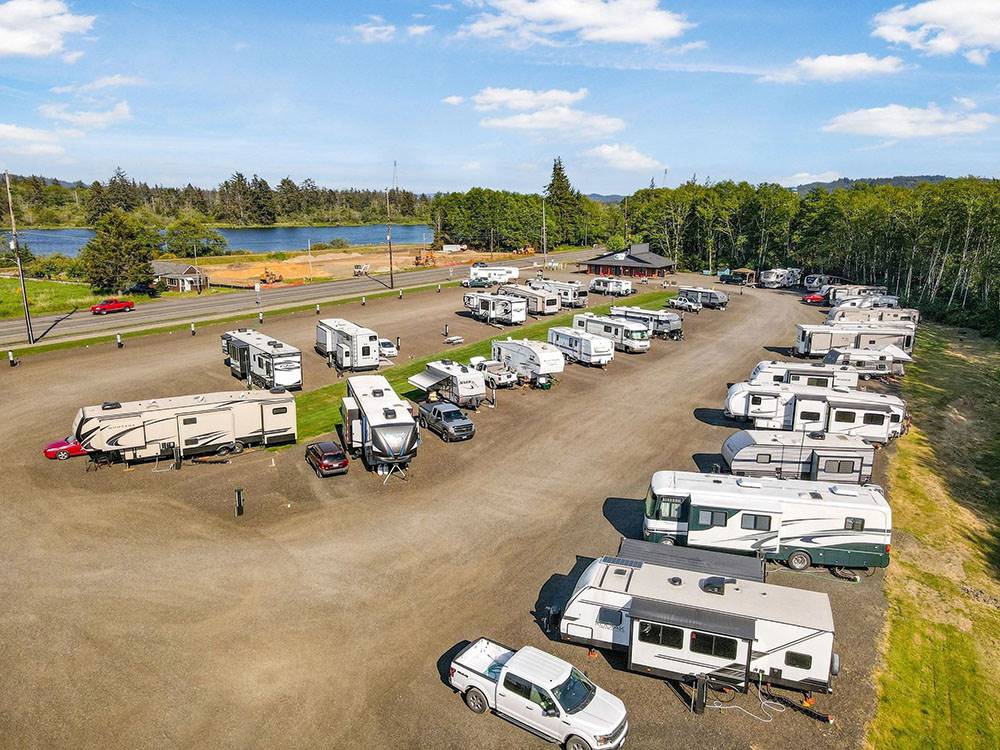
414 250 436 267
353 263 371 277
259 268 283 284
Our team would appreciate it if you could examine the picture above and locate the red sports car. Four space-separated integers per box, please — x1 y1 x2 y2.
801 293 826 305
90 298 135 315
43 436 89 460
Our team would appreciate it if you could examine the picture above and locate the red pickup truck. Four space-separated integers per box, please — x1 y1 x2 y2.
90 298 135 315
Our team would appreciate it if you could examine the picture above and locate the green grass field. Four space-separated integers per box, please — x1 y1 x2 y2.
294 289 675 441
868 324 1000 749
0 277 104 318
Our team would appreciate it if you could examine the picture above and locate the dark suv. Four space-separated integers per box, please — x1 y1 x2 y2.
305 441 350 477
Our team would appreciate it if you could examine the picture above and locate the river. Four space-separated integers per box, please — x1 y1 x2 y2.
15 224 433 257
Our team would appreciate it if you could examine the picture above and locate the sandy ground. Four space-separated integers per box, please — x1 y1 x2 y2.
206 246 533 287
0 275 886 750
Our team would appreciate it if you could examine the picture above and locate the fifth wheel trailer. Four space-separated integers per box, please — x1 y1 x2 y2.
340 375 420 471
222 329 302 390
557 537 839 695
315 318 381 371
794 323 914 357
748 360 860 390
70 390 297 463
463 292 528 325
641 470 891 571
721 429 875 484
725 381 907 442
497 283 560 315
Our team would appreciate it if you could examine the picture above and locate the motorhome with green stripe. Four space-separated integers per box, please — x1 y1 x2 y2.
643 471 891 571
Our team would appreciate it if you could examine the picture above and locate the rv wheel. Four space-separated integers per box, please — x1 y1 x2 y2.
787 551 812 571
863 373 872 381
232 442 245 454
464 687 488 714
660 537 675 545
565 735 593 750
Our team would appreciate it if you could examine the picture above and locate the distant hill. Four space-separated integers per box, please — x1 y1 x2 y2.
586 193 625 204
794 175 951 196
9 173 85 188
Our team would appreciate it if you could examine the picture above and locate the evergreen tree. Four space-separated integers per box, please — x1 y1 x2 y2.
78 209 156 291
85 182 112 225
544 157 585 246
249 175 276 225
164 217 227 258
275 177 302 216
105 167 138 212
217 172 252 224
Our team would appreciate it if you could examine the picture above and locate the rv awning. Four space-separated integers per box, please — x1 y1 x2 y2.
882 345 913 362
407 371 448 392
629 597 756 640
829 398 892 411
617 538 765 582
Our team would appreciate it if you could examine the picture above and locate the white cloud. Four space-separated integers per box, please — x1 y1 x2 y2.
954 95 976 109
431 3 453 9
762 53 906 83
442 95 465 105
778 170 842 186
472 86 588 111
460 0 693 47
873 0 1000 65
51 74 146 95
0 123 64 155
0 0 94 59
354 16 396 43
823 102 997 138
38 100 132 128
481 105 625 139
461 160 482 171
408 24 433 36
586 143 661 170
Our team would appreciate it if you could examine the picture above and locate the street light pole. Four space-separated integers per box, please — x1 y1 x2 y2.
386 188 394 289
4 171 34 344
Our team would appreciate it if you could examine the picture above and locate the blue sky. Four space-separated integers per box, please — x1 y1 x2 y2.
0 0 998 194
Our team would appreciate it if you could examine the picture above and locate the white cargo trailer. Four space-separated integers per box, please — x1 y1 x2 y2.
498 283 560 315
748 360 860 389
222 329 302 390
463 292 528 325
407 359 487 408
547 326 615 366
315 318 381 371
721 429 875 484
572 312 650 353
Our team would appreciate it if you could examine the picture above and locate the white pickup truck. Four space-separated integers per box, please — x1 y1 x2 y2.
469 357 518 388
449 638 628 750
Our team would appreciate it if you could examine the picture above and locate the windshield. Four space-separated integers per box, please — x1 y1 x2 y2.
552 668 596 714
626 329 649 340
442 410 465 422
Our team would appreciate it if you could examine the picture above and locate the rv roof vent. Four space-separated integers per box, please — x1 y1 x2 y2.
269 387 286 394
441 359 453 365
267 340 281 347
809 491 822 500
669 576 682 586
808 431 825 440
702 577 727 596
101 401 122 410
383 408 397 419
194 395 205 402
372 388 385 397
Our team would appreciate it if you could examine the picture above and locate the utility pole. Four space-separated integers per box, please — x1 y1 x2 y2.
4 171 34 344
307 238 314 280
541 197 547 261
386 188 394 289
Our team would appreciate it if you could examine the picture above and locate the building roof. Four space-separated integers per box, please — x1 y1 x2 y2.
151 260 206 276
585 243 676 269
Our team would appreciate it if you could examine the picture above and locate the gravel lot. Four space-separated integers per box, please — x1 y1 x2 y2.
0 274 886 750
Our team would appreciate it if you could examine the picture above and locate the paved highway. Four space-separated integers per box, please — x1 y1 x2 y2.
1 250 595 347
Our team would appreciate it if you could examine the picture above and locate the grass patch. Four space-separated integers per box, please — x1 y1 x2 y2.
293 289 675 441
868 324 1000 750
0 277 103 318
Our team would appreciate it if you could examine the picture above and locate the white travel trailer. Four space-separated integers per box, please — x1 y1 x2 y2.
222 329 302 390
558 538 840 694
497 283 560 315
572 312 650 353
642 471 891 571
804 274 849 292
609 306 683 340
470 266 520 284
749 360 860 390
528 278 588 307
725 382 907 442
340 375 420 472
827 306 918 324
823 284 888 303
823 346 911 378
407 359 487 408
721 429 875 484
588 277 633 296
492 338 565 388
315 318 381 371
677 286 729 309
463 293 528 325
760 268 797 289
547 326 615 366
71 390 297 463
794 323 915 357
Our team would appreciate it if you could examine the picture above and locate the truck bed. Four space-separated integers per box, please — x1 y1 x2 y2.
455 638 514 682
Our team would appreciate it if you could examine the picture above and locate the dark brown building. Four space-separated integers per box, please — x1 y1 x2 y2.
584 243 677 277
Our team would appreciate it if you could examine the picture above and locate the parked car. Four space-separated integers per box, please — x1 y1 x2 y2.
668 296 701 313
719 273 745 285
472 261 488 268
449 638 628 750
43 436 88 460
304 440 349 477
123 282 159 297
468 356 517 388
90 298 135 315
378 338 399 358
461 277 493 288
802 293 826 305
417 401 475 442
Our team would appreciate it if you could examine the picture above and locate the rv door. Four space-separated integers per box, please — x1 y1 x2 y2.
794 400 826 432
338 342 352 368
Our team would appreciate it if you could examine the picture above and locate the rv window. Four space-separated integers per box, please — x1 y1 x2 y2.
890 414 901 423
184 438 199 446
822 460 855 474
658 499 684 521
834 410 856 423
698 510 728 528
751 396 762 406
785 651 813 670
844 517 865 532
689 632 738 660
362 346 371 357
755 454 771 464
740 513 772 532
637 622 683 649
905 336 912 347
266 361 272 376
800 411 821 421
597 607 622 627
876 364 887 371
273 407 288 415
503 674 531 699
807 377 828 387
863 413 885 426
182 417 197 425
603 325 612 333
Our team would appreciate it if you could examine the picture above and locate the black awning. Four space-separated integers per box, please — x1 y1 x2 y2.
629 597 756 640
